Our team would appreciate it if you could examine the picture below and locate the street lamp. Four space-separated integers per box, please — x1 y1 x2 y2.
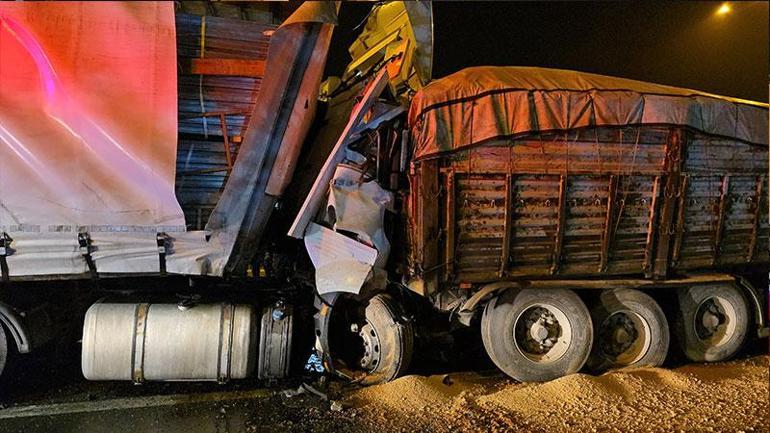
716 2 732 16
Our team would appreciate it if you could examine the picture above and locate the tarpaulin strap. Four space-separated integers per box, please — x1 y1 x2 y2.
199 15 208 138
200 15 206 56
78 232 98 280
156 233 167 275
0 232 12 284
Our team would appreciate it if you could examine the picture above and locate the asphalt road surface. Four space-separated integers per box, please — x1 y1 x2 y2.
0 340 766 433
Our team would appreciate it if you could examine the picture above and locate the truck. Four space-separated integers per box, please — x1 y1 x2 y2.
0 1 766 389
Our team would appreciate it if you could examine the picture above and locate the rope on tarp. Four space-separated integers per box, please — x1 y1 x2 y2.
612 127 642 239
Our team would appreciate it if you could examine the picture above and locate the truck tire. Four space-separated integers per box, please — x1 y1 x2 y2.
357 294 413 385
481 288 593 382
674 284 749 362
0 325 7 378
586 289 669 372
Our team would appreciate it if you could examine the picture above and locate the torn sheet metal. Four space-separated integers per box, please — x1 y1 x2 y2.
304 222 377 296
327 165 393 268
288 68 390 239
343 103 405 147
205 1 338 276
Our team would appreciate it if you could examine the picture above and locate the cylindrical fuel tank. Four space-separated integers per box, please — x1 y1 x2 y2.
82 302 257 382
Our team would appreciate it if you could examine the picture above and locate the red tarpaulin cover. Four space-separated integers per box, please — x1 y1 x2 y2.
409 66 768 160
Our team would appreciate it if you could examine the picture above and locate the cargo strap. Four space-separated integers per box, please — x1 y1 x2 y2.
198 15 208 138
131 303 150 384
156 233 167 276
0 232 12 285
78 232 98 280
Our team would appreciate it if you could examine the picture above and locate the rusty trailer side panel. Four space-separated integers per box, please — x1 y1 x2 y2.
407 126 768 291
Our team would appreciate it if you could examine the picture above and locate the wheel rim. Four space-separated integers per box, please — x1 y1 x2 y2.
356 321 382 372
598 310 652 365
693 296 736 347
513 303 572 363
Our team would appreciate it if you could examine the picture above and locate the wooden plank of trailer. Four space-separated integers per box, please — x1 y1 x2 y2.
445 170 457 280
712 175 730 266
500 174 513 277
747 175 765 262
550 175 567 275
418 159 441 295
643 176 661 278
653 129 684 279
671 175 689 267
184 58 267 77
599 175 619 272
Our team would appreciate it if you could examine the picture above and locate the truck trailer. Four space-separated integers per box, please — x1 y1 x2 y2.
0 1 767 389
0 0 341 383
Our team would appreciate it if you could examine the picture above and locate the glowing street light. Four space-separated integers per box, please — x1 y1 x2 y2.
716 2 732 16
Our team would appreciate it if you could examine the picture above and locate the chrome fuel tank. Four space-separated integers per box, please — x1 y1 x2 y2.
82 302 257 382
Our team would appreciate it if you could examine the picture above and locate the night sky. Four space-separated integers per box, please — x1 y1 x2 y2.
326 1 769 102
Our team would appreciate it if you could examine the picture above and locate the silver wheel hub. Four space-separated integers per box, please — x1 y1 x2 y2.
694 296 735 347
514 304 572 363
356 322 381 371
598 310 651 365
599 312 639 356
697 300 725 338
614 328 630 344
531 322 549 342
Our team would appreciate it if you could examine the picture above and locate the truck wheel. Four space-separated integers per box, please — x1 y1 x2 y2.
0 325 8 378
356 294 413 385
587 289 669 372
674 284 749 362
481 288 593 382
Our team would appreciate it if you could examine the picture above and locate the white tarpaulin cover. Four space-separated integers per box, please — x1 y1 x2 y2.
409 66 769 159
0 2 183 230
0 2 184 277
0 2 339 278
